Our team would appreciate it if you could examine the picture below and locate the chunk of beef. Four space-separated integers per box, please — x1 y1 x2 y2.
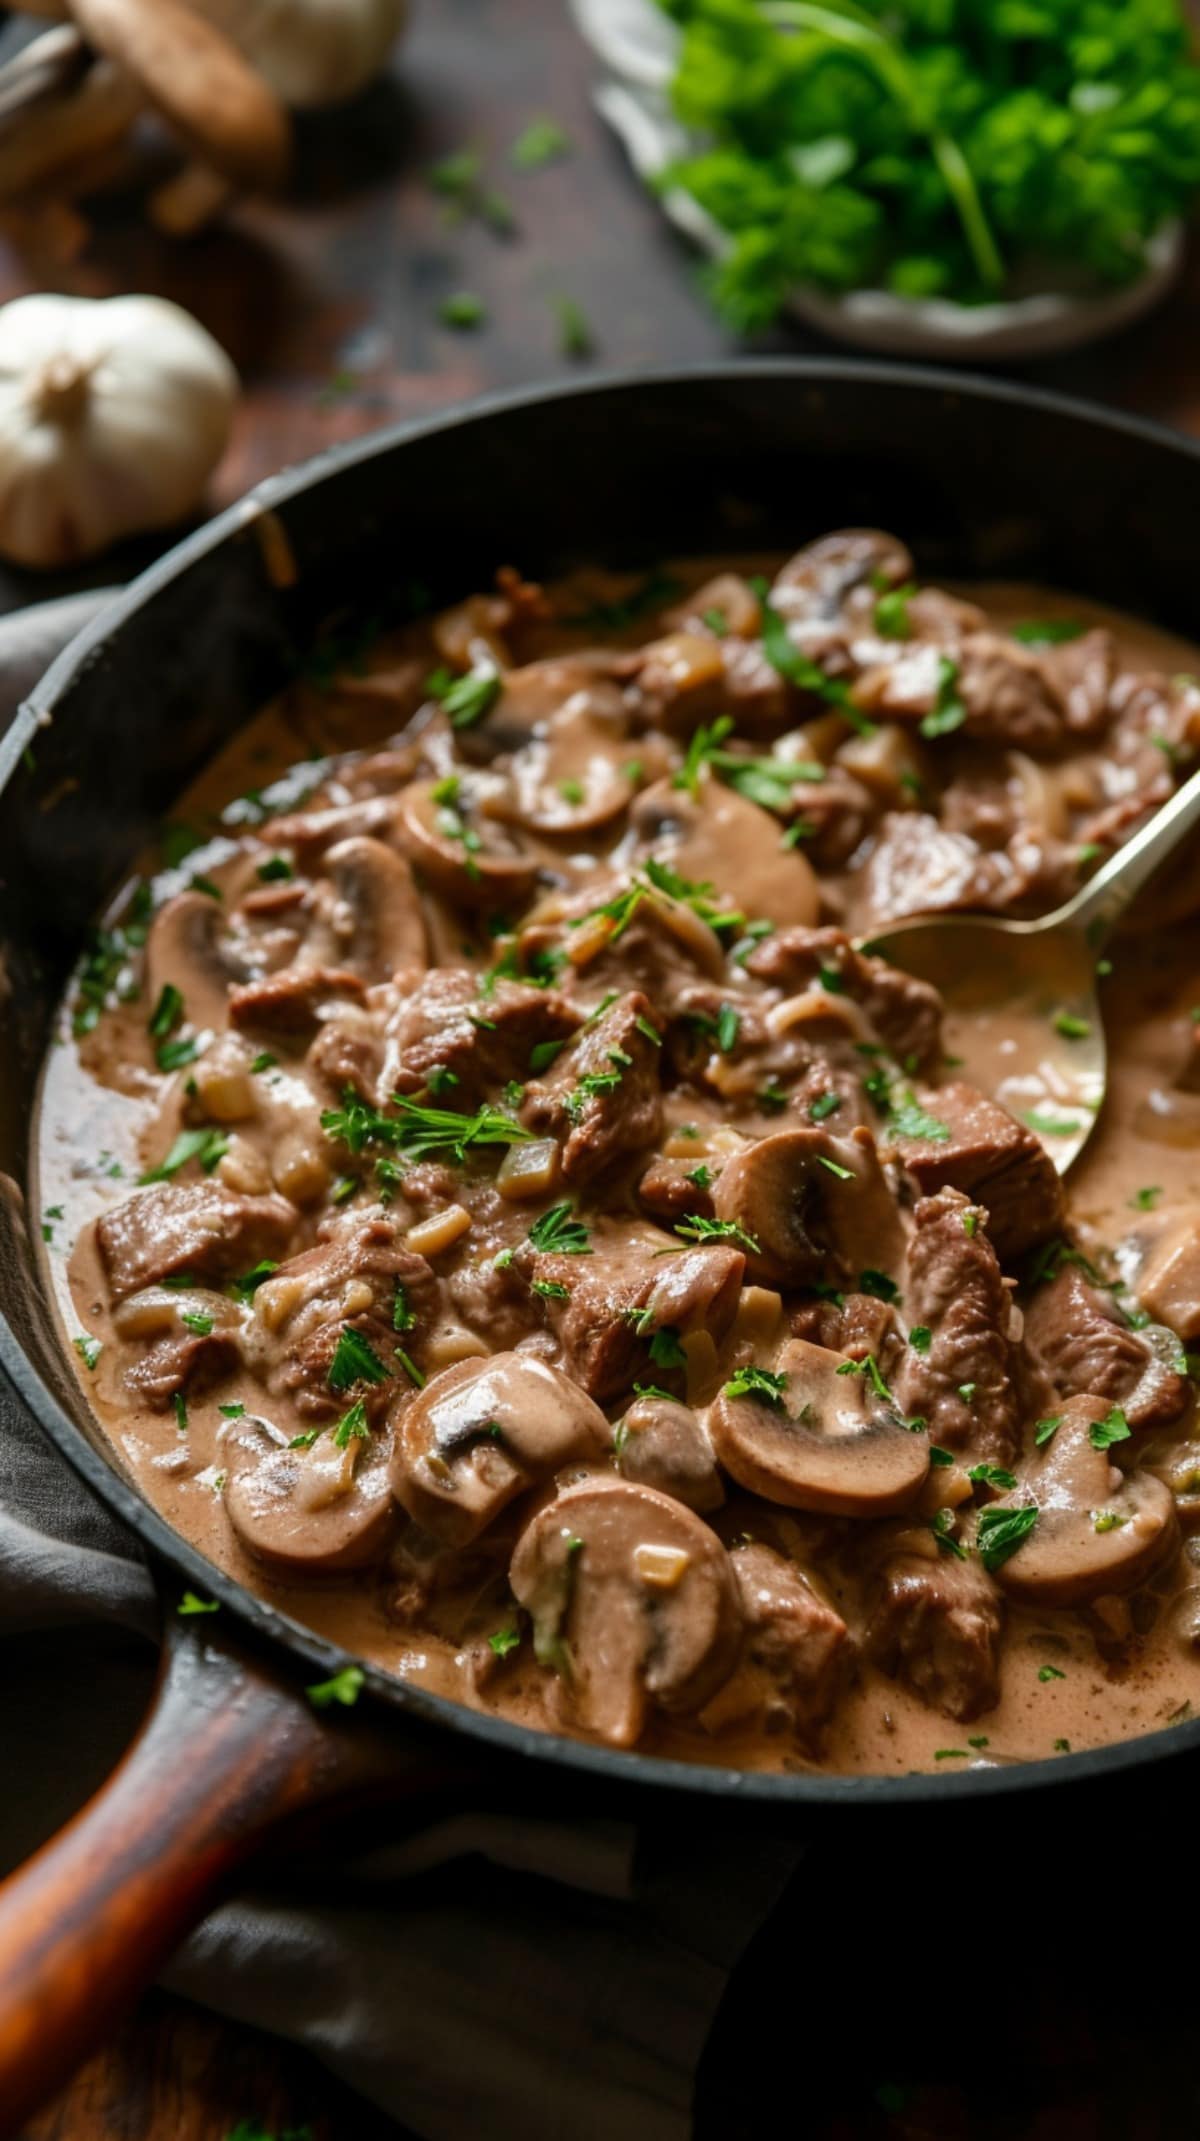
700 1543 849 1752
258 797 396 867
529 1238 744 1400
228 965 366 1033
97 1181 297 1302
787 767 878 870
895 1188 1019 1466
862 811 1016 926
746 925 943 1072
127 1326 238 1411
307 1016 386 1103
772 530 913 624
1022 1263 1191 1432
381 968 579 1104
868 1547 1003 1722
637 1153 716 1227
887 1081 1064 1266
790 1290 902 1380
522 992 664 1183
260 1218 439 1425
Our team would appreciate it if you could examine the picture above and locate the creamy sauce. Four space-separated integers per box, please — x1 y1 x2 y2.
34 547 1200 1776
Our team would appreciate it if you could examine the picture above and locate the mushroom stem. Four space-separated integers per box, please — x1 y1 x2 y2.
0 48 142 203
67 0 291 191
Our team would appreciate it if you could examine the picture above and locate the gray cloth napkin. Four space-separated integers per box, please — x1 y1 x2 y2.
0 594 800 2140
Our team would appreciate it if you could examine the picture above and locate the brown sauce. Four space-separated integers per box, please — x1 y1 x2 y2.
34 538 1200 1775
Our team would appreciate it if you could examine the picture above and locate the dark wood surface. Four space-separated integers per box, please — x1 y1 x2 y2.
4 0 1200 2133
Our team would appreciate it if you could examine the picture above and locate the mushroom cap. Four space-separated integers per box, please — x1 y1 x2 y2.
146 889 251 1037
70 0 291 190
324 834 427 982
510 1474 742 1746
396 776 538 911
501 690 637 836
614 1393 725 1513
389 1351 610 1546
990 1394 1179 1607
712 1125 904 1290
630 767 820 933
707 1337 930 1518
222 1416 394 1575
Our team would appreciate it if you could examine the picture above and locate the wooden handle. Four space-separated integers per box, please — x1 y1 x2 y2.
0 1616 452 2133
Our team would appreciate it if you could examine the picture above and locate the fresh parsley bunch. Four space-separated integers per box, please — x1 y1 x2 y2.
655 0 1200 322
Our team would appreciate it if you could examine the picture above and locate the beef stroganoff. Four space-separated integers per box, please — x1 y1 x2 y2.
37 531 1200 1773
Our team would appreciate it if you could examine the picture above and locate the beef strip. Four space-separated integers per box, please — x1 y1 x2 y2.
716 1542 851 1751
262 1217 440 1424
97 1180 297 1301
887 1080 1064 1266
381 968 579 1103
790 1291 903 1379
745 924 944 1072
895 1188 1020 1465
528 1239 745 1400
228 965 367 1033
1022 1263 1191 1432
522 990 664 1183
868 1547 1004 1722
126 1326 239 1411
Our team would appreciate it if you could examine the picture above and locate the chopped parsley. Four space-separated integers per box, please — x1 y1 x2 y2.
332 1398 370 1448
1011 619 1085 645
1130 1186 1162 1211
1089 1405 1131 1450
1021 1109 1083 1139
552 294 593 357
888 1094 951 1143
919 655 967 739
649 1326 688 1369
968 1463 1017 1489
306 1666 365 1710
723 1364 788 1406
256 854 294 882
177 1592 219 1616
929 1445 954 1467
1034 1414 1063 1447
817 1154 854 1180
976 1503 1038 1571
251 1051 277 1074
808 1090 842 1122
1093 1509 1126 1533
140 1126 230 1183
858 1269 898 1303
751 580 873 730
674 1214 760 1255
148 983 183 1040
438 290 488 330
511 117 571 168
327 1327 391 1394
874 584 915 639
428 665 502 729
528 1202 591 1255
930 1507 966 1560
393 1286 417 1333
181 1310 214 1336
322 1092 530 1166
1038 1663 1066 1683
74 1333 102 1371
686 1162 713 1190
488 1626 522 1657
529 1038 567 1073
219 1401 245 1418
228 1260 278 1303
532 1278 569 1301
1053 1011 1091 1040
908 1325 932 1355
173 1392 188 1433
395 1347 425 1387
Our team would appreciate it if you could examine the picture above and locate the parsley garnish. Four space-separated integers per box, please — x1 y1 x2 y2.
1038 1663 1066 1682
888 1094 951 1143
930 1507 966 1560
140 1127 230 1183
674 1214 760 1254
1021 1109 1082 1139
393 1286 417 1333
1011 620 1085 645
511 117 571 168
723 1364 788 1406
1053 1012 1091 1040
808 1090 842 1122
968 1463 1017 1489
74 1333 101 1371
919 656 967 739
909 1325 932 1354
177 1592 219 1616
1034 1414 1062 1447
817 1154 853 1180
181 1310 214 1336
1089 1405 1131 1450
532 1278 569 1301
528 1202 591 1255
977 1504 1038 1571
428 665 502 729
858 1269 898 1303
489 1625 522 1657
228 1260 278 1303
306 1666 365 1709
649 1326 688 1369
1130 1186 1162 1211
327 1327 391 1394
148 983 183 1040
333 1398 370 1448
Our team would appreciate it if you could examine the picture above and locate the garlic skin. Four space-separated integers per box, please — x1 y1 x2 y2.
193 0 407 110
0 293 237 571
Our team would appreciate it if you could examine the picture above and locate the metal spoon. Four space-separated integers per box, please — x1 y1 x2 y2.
863 761 1200 1174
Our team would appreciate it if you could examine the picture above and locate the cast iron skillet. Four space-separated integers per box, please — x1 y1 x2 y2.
2 360 1200 2123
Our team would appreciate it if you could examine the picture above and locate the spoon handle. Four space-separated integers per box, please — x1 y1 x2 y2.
1054 759 1200 945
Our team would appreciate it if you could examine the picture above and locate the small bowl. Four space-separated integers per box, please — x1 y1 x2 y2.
573 0 1184 362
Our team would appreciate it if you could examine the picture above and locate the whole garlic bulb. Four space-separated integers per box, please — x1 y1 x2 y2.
193 0 407 110
0 293 237 571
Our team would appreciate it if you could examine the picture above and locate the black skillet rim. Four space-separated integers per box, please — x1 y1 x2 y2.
4 354 1200 1808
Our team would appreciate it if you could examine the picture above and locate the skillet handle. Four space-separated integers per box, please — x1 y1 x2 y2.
0 1615 447 2133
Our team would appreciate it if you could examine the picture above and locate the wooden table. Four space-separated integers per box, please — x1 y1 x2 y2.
4 0 1200 2133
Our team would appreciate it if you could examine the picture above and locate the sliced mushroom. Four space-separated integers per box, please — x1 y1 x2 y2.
988 1395 1179 1608
707 1338 930 1517
146 889 252 1036
396 776 537 911
630 767 819 932
772 529 913 623
613 1393 725 1513
222 1415 395 1576
324 835 427 981
509 1475 742 1746
1136 1218 1200 1342
70 0 290 191
666 572 762 641
712 1125 904 1289
503 697 637 836
390 1351 610 1546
